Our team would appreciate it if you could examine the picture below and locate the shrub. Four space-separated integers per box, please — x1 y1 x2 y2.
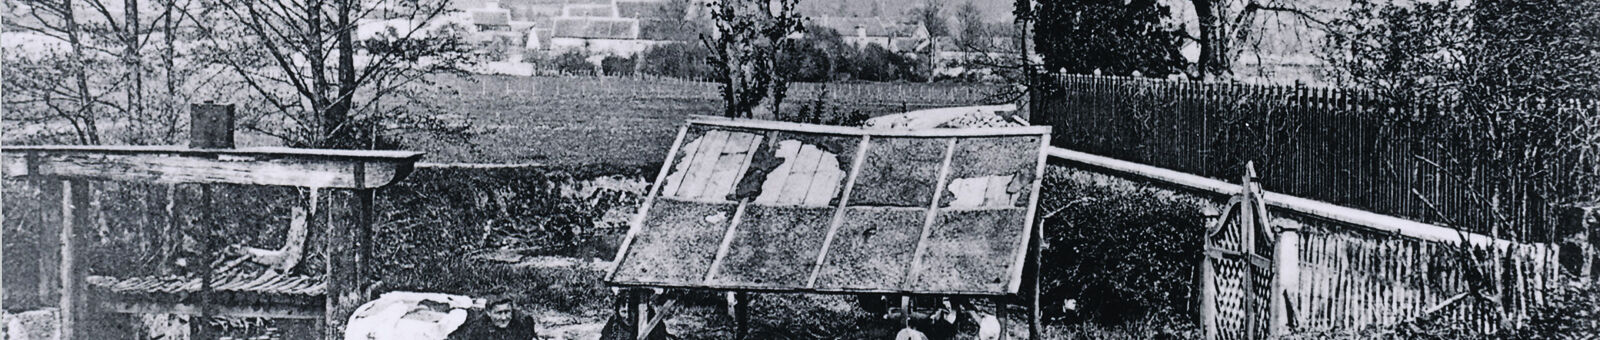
602 55 636 77
774 84 867 126
638 42 716 80
1037 166 1206 324
554 50 596 76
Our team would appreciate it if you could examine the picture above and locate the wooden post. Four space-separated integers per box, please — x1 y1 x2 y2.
633 289 649 339
189 103 235 149
1200 207 1221 340
35 173 62 310
1271 223 1299 336
995 299 1009 340
59 179 90 340
1029 222 1042 340
190 102 232 340
734 292 750 340
326 168 374 339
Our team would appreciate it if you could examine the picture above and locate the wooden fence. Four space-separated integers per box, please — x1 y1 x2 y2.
1046 147 1587 339
1031 74 1599 244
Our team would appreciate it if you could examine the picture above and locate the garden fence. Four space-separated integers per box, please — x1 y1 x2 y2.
1034 74 1598 338
1031 74 1598 244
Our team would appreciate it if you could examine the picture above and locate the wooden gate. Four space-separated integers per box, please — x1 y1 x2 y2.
1201 163 1298 340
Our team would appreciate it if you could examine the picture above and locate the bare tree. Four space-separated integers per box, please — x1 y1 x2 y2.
183 0 476 149
1188 0 1329 79
700 0 806 118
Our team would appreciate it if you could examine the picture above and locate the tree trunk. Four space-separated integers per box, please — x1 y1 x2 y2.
126 0 144 125
63 0 100 145
1191 0 1229 79
334 0 360 148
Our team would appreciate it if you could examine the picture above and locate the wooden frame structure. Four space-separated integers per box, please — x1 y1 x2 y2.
606 116 1051 339
0 104 424 340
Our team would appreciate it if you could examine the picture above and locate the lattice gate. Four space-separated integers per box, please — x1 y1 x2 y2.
1200 164 1297 340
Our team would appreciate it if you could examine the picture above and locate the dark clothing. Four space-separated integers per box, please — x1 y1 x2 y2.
450 314 539 340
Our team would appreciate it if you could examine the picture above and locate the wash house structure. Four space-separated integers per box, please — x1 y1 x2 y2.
1 104 425 339
606 116 1052 339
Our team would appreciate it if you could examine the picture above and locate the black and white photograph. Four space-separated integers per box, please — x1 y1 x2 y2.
0 0 1596 338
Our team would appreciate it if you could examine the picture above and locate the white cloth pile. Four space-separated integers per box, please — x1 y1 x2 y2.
344 292 483 340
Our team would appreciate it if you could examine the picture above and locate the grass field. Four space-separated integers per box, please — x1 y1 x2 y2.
412 75 1010 166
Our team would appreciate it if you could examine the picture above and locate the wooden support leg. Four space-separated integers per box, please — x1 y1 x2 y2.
326 186 375 340
900 295 912 328
1029 221 1043 340
59 179 86 340
734 292 749 340
995 299 1008 340
196 184 216 340
633 289 649 339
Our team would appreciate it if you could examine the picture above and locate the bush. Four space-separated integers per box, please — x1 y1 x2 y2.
638 42 716 80
774 84 867 126
842 44 925 82
554 50 596 76
1037 166 1206 324
602 55 636 76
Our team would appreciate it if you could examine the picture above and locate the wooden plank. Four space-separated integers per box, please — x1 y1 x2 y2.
659 129 704 197
775 145 824 205
752 139 802 204
0 147 422 188
983 174 1013 207
698 132 759 200
688 115 1052 137
675 130 730 199
801 154 845 207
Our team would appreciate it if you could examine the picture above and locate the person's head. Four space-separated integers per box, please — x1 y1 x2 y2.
485 295 516 328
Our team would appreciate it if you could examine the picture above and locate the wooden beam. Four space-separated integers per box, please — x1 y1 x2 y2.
636 298 679 340
102 301 322 319
1044 146 1515 249
689 115 1053 137
1 146 422 189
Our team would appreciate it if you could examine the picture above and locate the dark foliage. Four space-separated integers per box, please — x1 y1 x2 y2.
1033 0 1186 78
554 51 596 76
638 43 719 80
772 84 868 126
844 44 926 82
602 55 636 77
1036 166 1205 324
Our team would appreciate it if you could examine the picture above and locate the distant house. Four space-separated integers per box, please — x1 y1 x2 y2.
549 17 662 56
469 2 513 31
811 16 929 52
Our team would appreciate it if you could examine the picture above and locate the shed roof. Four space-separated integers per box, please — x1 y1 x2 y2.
87 255 324 306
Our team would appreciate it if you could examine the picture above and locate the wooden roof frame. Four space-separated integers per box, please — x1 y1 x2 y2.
1 144 424 340
607 116 1052 296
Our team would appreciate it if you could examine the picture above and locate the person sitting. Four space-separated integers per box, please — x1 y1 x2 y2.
450 295 540 340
